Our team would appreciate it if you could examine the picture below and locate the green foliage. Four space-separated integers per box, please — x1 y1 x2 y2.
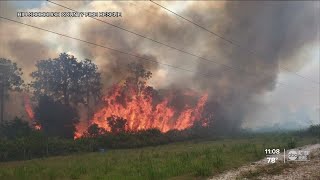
307 124 320 137
34 95 79 139
286 138 297 149
29 53 102 139
0 130 47 161
80 58 102 104
30 53 80 105
125 62 152 95
106 115 128 134
30 53 102 106
0 58 24 91
0 122 318 163
84 124 106 138
0 135 315 180
0 117 32 139
0 59 24 123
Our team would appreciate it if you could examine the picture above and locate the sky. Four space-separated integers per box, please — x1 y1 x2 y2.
0 1 319 130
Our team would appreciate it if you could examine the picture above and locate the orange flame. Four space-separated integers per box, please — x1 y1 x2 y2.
75 83 208 138
24 95 34 120
24 95 41 130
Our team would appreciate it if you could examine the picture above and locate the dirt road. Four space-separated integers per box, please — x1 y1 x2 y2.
209 144 320 180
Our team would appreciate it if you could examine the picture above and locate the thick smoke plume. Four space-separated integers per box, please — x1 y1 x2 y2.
0 1 319 130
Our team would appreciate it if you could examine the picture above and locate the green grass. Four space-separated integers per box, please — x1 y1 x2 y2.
0 135 317 180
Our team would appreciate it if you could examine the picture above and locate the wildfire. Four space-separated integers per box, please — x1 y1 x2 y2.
75 83 208 138
23 83 209 138
24 95 34 120
24 95 41 130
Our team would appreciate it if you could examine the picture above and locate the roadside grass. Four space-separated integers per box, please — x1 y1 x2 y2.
0 134 317 180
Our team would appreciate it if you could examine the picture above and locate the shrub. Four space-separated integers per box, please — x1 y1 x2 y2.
307 124 320 137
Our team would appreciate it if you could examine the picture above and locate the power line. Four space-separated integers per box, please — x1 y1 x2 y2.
46 1 233 71
47 0 319 90
127 1 320 90
0 16 317 95
150 0 320 85
0 16 213 78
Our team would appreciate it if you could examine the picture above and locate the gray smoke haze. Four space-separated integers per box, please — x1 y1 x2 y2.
188 1 319 130
0 1 319 129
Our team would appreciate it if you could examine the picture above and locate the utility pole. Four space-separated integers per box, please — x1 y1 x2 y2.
0 62 10 124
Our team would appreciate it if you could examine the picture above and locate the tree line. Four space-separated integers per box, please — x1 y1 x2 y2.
0 53 319 162
1 53 169 139
1 53 103 138
0 52 217 161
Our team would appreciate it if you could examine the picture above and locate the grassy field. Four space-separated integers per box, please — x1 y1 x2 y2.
0 134 318 180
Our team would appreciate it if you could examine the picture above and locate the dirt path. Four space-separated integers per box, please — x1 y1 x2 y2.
209 144 320 180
